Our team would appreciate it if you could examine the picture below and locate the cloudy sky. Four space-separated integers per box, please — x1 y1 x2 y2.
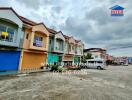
0 0 132 57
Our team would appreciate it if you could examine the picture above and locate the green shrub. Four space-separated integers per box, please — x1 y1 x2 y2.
50 65 59 71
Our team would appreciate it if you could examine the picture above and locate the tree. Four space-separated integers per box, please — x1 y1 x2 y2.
81 53 93 63
85 53 93 59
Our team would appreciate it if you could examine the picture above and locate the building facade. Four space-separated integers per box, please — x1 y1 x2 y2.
63 36 84 65
20 16 49 70
63 36 75 65
48 29 65 64
74 40 84 64
106 54 114 61
84 48 107 60
114 57 128 65
0 7 84 71
0 7 24 71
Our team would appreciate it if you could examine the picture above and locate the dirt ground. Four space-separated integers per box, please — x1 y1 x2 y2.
0 65 132 100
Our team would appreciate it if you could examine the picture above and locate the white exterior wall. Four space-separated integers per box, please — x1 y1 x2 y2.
0 9 23 47
64 42 68 54
54 32 65 53
0 10 23 28
91 52 102 59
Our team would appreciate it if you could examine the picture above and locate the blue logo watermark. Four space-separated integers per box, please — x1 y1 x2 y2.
110 5 125 16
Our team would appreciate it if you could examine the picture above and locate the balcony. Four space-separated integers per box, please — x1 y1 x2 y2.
0 9 23 47
75 48 83 56
69 50 75 55
0 25 21 47
68 44 75 55
54 38 64 53
29 32 48 51
76 50 83 56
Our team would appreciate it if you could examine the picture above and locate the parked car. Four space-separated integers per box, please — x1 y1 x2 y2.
81 59 107 70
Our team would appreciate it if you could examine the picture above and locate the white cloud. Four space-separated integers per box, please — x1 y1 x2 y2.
0 0 132 56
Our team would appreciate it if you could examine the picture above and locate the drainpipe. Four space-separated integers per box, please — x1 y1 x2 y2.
18 30 26 71
18 50 24 71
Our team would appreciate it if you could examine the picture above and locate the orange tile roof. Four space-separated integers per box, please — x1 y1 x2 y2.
47 28 57 34
63 35 70 39
75 39 81 43
19 16 37 26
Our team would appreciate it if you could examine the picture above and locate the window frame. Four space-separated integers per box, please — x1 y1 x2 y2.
0 24 16 42
26 33 29 39
33 35 43 47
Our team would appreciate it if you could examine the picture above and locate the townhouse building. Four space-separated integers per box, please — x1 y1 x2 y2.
19 16 49 70
0 7 24 71
63 36 75 65
74 40 84 64
48 29 84 65
48 29 65 64
63 35 84 65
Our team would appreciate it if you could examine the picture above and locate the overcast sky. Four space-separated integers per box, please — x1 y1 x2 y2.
0 0 132 57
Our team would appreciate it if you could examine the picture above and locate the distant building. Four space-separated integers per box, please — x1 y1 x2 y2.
106 54 114 61
114 57 128 65
84 48 107 60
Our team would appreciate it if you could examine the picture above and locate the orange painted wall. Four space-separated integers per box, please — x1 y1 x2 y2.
23 28 31 49
23 28 48 51
21 51 47 70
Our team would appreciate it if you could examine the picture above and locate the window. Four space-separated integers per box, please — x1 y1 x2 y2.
88 61 95 63
50 39 52 44
72 46 74 50
33 35 43 47
26 33 29 39
56 40 59 50
96 61 103 64
56 39 63 51
65 42 68 52
0 24 6 32
0 24 15 42
7 28 15 42
59 40 63 51
69 45 71 51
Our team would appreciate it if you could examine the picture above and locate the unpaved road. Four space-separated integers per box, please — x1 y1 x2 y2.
0 65 132 100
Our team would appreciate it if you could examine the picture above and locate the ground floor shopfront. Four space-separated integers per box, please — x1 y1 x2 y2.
0 49 21 71
74 56 81 64
21 50 48 70
63 54 74 66
48 53 62 64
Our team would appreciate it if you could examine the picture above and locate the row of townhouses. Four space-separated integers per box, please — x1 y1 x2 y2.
0 7 84 71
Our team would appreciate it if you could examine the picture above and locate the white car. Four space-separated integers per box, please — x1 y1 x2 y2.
84 59 107 70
